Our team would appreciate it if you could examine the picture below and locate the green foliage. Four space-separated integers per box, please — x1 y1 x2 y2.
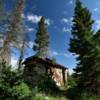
31 87 66 100
31 92 64 100
33 17 49 58
79 93 100 100
67 87 100 100
32 93 44 100
12 82 32 100
0 81 32 100
67 75 77 88
37 75 59 95
0 62 64 100
67 86 80 100
0 62 32 100
69 0 100 94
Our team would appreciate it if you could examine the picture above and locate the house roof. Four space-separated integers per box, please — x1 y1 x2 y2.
23 56 67 70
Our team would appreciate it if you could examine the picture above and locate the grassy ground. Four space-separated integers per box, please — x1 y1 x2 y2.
33 93 68 100
32 86 69 100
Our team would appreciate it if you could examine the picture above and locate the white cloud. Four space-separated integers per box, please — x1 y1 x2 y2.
93 8 100 12
28 41 34 48
63 27 67 32
27 14 53 26
27 27 35 32
0 34 4 48
45 18 51 26
68 0 73 5
50 50 70 58
95 20 100 24
11 57 18 68
70 17 73 21
51 51 59 56
95 20 100 30
45 18 53 26
94 8 98 12
69 17 73 26
61 17 73 27
51 51 78 58
69 68 74 75
0 39 3 47
62 27 71 33
25 25 35 32
27 14 42 23
62 18 68 23
63 53 69 57
21 13 25 19
0 39 3 44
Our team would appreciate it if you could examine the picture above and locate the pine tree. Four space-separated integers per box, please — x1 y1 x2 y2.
69 0 99 93
90 30 100 93
33 17 49 58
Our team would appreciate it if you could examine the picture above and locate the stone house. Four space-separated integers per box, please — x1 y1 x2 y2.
23 56 68 86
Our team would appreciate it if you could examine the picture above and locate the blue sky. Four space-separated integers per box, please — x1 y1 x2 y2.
8 0 100 71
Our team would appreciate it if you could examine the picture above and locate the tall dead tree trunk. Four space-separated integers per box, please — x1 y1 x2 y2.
18 40 25 70
0 34 11 64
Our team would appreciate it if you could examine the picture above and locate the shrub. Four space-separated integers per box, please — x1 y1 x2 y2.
37 75 59 95
67 86 100 100
12 82 32 100
78 92 100 100
0 62 32 100
32 93 44 100
0 62 66 100
67 75 77 88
